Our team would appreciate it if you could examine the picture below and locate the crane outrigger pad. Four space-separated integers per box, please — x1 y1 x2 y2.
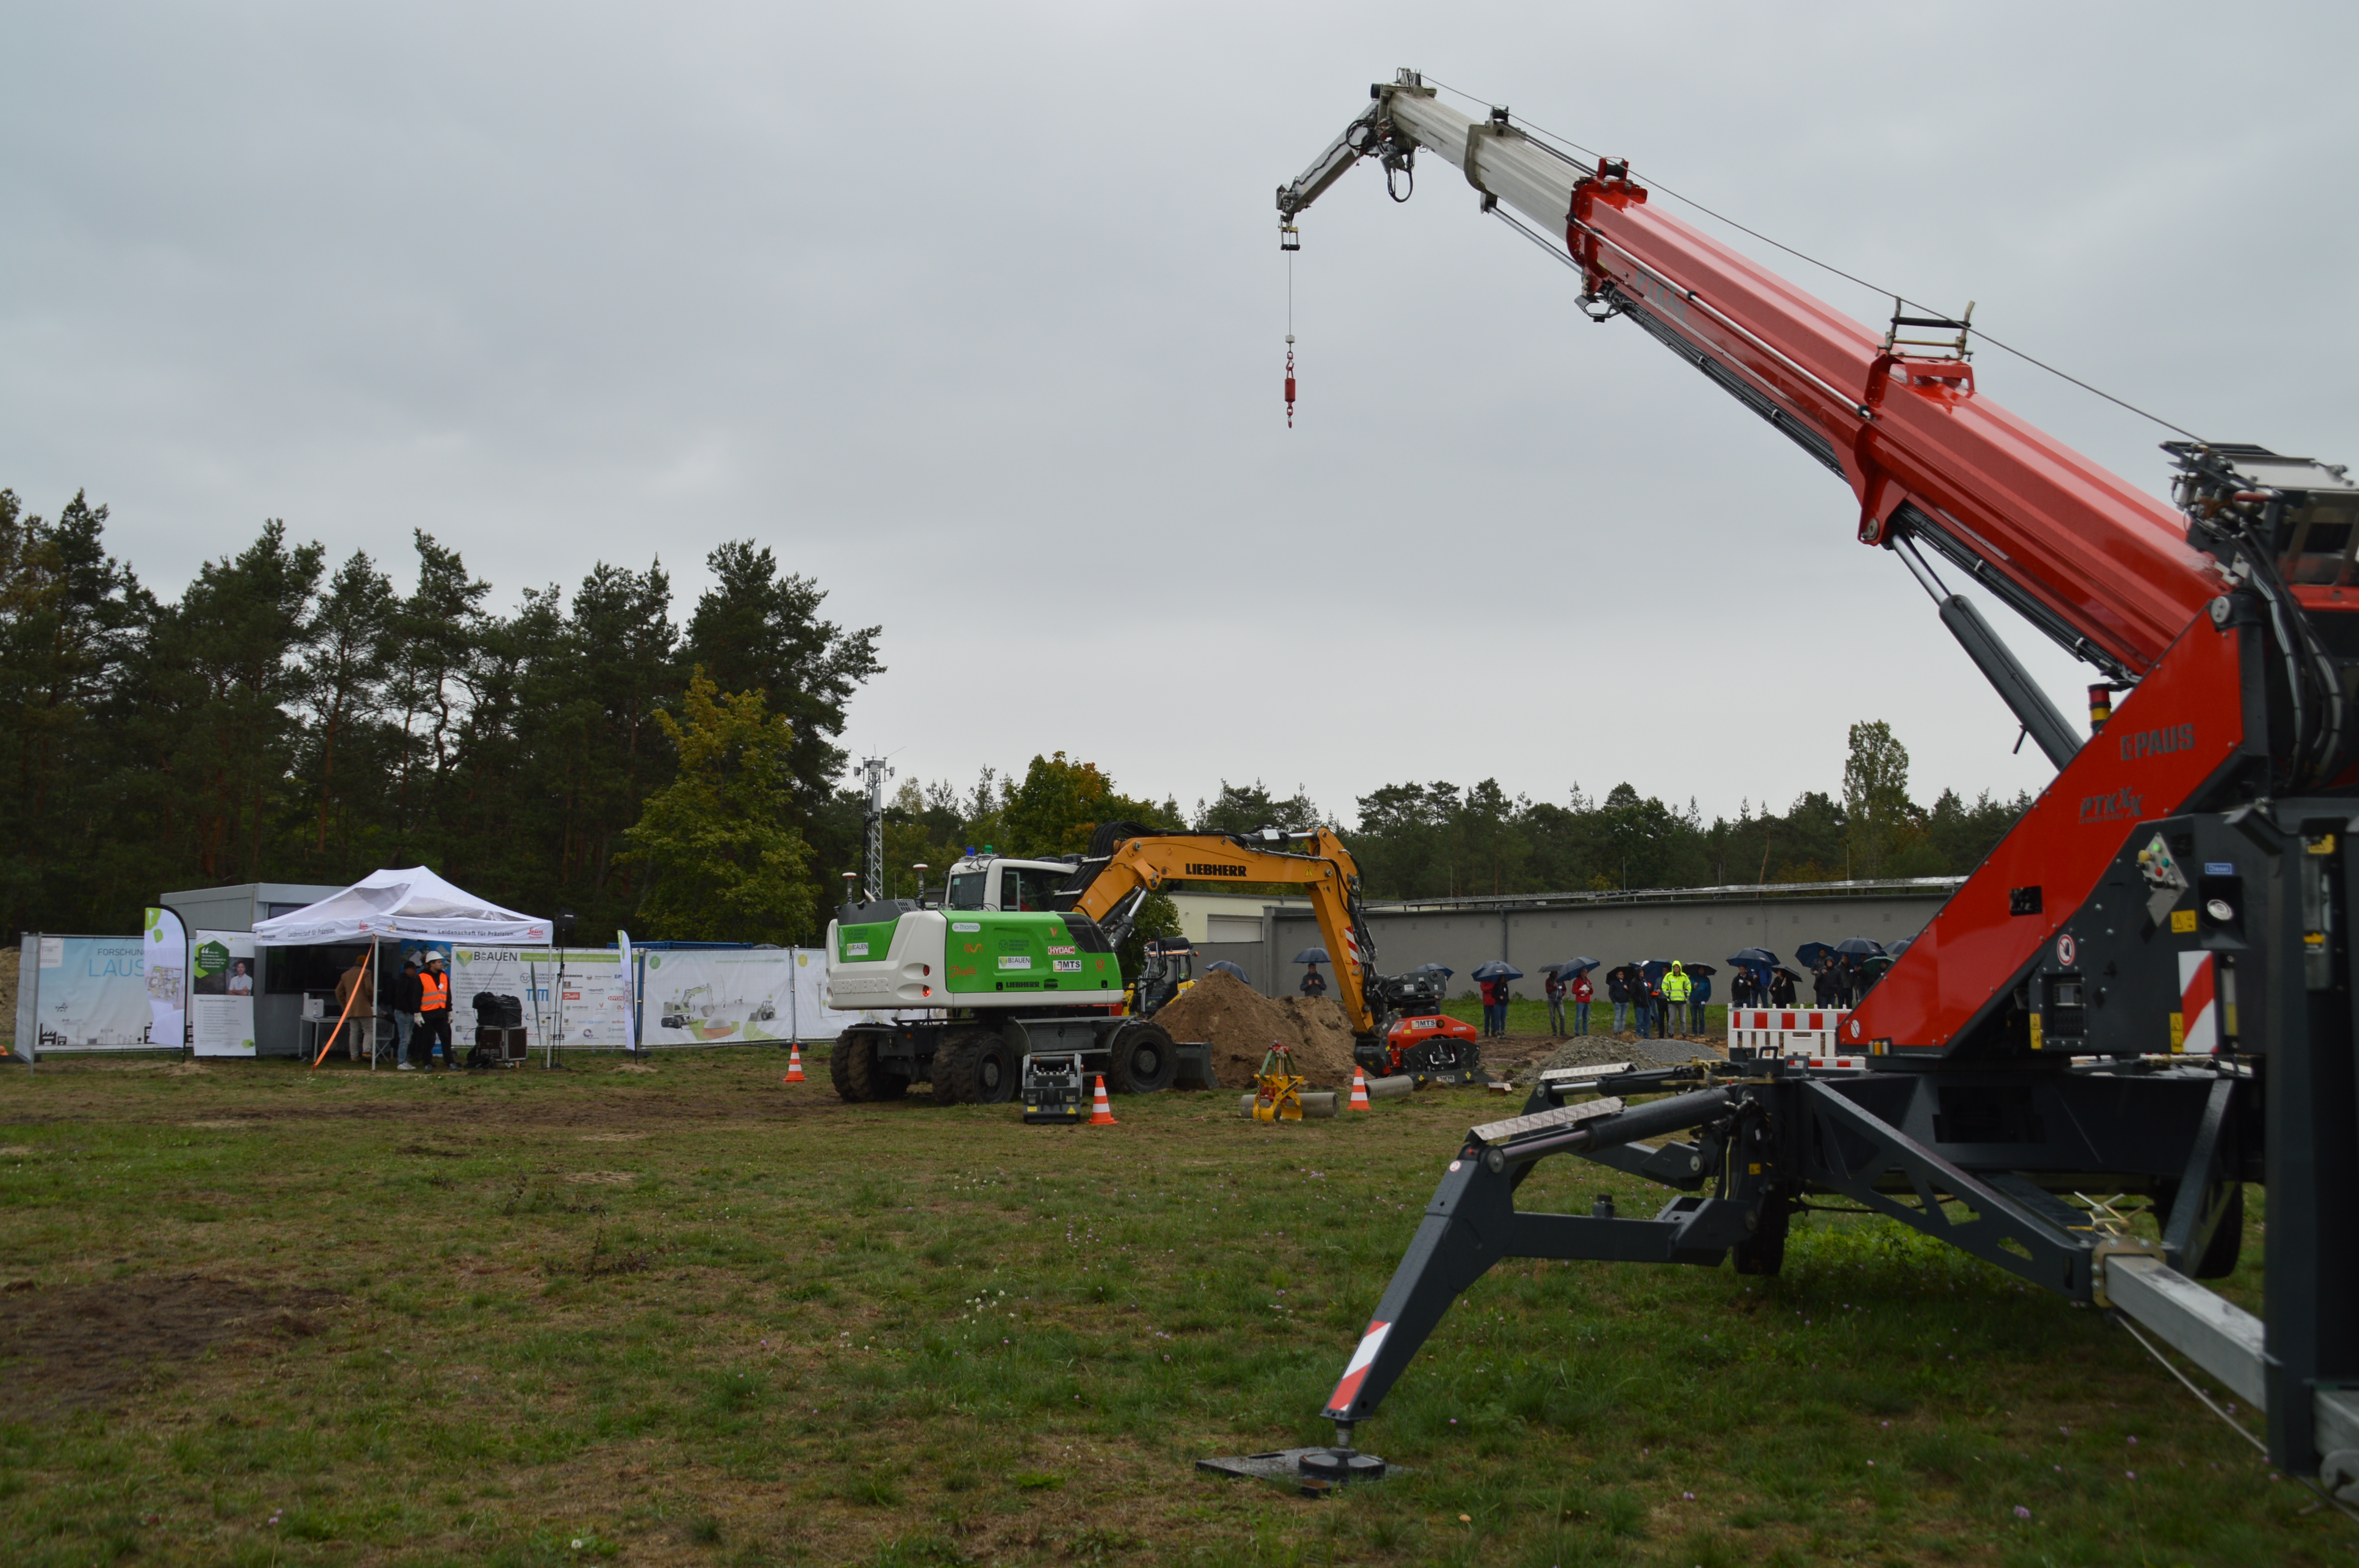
1196 1447 1400 1495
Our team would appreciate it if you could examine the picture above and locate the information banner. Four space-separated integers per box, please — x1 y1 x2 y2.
451 947 633 1051
27 934 155 1052
640 949 796 1045
634 948 868 1046
191 930 258 1057
144 907 188 1053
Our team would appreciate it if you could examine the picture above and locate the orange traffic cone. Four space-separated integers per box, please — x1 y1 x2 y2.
1349 1067 1371 1111
783 1044 806 1084
1087 1073 1119 1126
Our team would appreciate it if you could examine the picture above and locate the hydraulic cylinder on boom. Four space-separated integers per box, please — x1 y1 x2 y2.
1206 69 2359 1494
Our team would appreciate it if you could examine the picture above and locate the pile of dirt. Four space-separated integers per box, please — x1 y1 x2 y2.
1153 972 1360 1088
0 1274 343 1415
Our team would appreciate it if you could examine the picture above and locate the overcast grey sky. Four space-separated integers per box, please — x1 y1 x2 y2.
6 2 2354 828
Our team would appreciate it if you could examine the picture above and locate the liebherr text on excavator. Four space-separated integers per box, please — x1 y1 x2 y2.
1215 70 2359 1494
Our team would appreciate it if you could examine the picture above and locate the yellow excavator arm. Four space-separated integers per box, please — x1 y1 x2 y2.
1062 828 1381 1038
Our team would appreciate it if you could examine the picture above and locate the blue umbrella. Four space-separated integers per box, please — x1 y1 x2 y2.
1470 960 1523 982
1291 946 1331 964
1795 941 1836 969
1406 962 1455 978
1834 936 1885 957
1551 958 1600 981
1206 960 1250 983
1727 948 1779 967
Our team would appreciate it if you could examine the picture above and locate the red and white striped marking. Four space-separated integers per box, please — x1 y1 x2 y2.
1728 1008 1849 1058
1324 1320 1391 1415
2177 951 2218 1055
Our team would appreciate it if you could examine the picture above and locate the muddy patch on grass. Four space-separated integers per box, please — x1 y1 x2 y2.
0 1274 346 1415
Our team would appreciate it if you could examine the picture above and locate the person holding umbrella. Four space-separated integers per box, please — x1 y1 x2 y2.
1471 960 1521 1038
1686 964 1714 1035
1300 962 1327 1000
1570 963 1595 1036
1543 966 1567 1036
1606 965 1632 1035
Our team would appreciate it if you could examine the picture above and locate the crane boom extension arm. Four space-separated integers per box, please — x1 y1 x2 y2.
1281 76 2224 688
1057 830 1381 1037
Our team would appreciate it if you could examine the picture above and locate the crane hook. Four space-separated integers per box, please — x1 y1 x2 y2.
1285 335 1296 429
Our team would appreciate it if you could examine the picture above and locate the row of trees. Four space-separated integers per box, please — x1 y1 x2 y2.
875 724 2026 907
0 489 877 943
3 486 2026 944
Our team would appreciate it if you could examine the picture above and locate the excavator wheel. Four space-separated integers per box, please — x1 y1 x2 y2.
1732 1198 1791 1276
831 1027 906 1103
928 1050 962 1106
1104 1020 1178 1095
947 1032 1019 1105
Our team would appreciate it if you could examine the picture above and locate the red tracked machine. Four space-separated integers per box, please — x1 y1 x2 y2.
1203 72 2359 1494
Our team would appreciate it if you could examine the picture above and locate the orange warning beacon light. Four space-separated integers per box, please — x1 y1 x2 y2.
1285 335 1297 428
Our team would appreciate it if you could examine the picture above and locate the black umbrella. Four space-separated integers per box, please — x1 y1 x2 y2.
1774 966 1802 983
1551 958 1600 981
1406 961 1455 978
1291 946 1330 964
1727 948 1779 967
1206 960 1250 983
1470 960 1523 982
1795 941 1836 969
1884 936 1913 959
1680 963 1717 978
1833 937 1885 957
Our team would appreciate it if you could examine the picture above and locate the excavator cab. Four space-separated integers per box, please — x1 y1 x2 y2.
943 852 1085 913
1129 938 1195 1018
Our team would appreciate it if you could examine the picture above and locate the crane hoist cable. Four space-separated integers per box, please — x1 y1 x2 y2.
1282 228 1298 427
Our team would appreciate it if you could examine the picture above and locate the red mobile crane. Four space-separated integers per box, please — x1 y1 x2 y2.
1213 72 2359 1492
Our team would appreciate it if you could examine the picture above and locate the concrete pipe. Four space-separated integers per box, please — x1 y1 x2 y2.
1365 1074 1414 1100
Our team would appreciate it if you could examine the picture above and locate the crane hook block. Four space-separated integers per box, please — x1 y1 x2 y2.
1284 336 1297 428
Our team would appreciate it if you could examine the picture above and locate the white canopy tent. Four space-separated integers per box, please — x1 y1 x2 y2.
250 866 551 947
251 868 555 1066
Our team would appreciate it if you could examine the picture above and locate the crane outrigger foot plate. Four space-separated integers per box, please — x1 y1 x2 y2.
1197 1448 1397 1495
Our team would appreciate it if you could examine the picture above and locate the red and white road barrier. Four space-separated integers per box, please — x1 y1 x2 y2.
1727 1008 1850 1059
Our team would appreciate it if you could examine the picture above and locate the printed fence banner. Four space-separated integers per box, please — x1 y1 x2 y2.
144 907 189 1053
635 948 871 1046
25 933 155 1052
640 948 794 1045
451 947 633 1051
191 930 258 1056
616 932 636 1051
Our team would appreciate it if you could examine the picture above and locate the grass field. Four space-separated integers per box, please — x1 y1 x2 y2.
0 1046 2338 1567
